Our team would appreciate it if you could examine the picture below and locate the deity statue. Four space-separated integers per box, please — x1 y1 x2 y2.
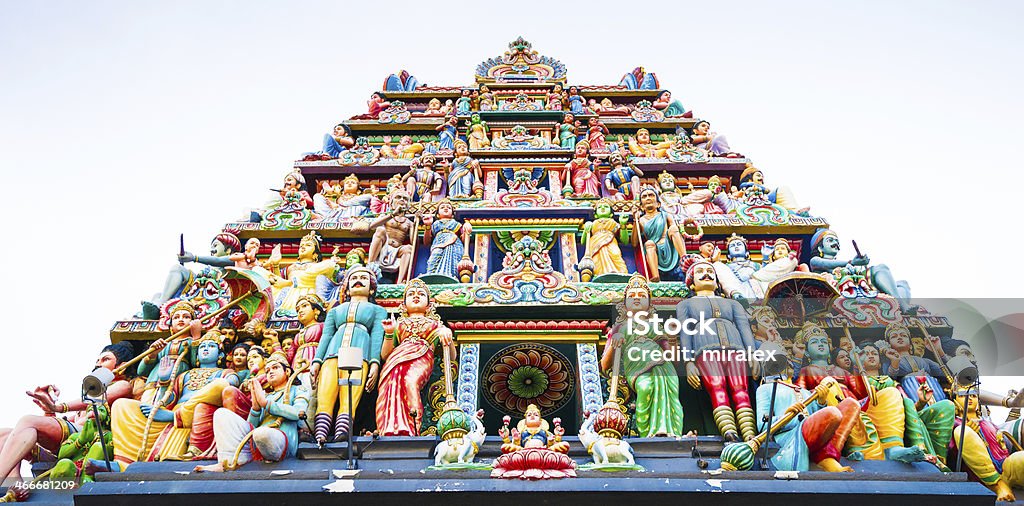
677 176 732 217
690 119 735 156
456 89 472 115
882 322 946 378
353 92 390 120
144 232 241 314
446 140 483 199
653 90 687 117
227 342 251 383
314 174 374 222
258 170 314 220
435 115 459 152
809 229 913 312
321 123 355 157
492 405 577 479
677 259 757 441
366 189 417 284
750 305 783 347
478 85 494 111
581 199 628 278
376 279 457 436
111 334 240 466
625 128 670 158
264 231 341 316
315 247 370 303
586 116 609 152
726 234 759 283
420 98 444 116
465 114 491 150
309 267 387 443
193 352 308 472
380 135 424 159
590 98 631 116
627 185 688 282
0 343 135 483
563 140 600 198
138 301 204 402
422 199 472 280
601 274 685 437
603 152 644 201
566 86 585 114
739 164 809 215
557 113 580 149
402 154 443 203
665 130 710 163
546 84 564 110
229 238 261 269
291 294 325 385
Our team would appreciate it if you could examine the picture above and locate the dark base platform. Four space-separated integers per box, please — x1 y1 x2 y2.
16 437 1001 505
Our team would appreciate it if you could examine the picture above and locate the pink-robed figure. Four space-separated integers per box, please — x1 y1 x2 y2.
564 141 601 198
375 279 456 437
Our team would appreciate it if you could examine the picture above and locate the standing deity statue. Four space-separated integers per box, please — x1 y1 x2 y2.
376 279 457 436
558 113 580 149
366 189 417 284
455 89 472 115
193 352 309 472
446 140 483 199
436 115 459 151
581 199 628 277
546 84 564 110
677 259 757 441
564 140 600 198
604 152 644 201
422 199 472 280
466 114 491 150
628 185 688 282
601 274 685 437
309 267 387 443
478 85 494 111
586 117 609 152
291 294 325 384
402 154 443 203
566 86 586 115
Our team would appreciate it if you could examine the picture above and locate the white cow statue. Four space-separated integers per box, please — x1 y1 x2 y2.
578 411 636 465
434 409 487 466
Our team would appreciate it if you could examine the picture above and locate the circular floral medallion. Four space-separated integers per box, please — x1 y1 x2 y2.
483 343 574 417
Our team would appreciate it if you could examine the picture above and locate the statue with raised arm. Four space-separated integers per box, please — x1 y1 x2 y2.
140 233 241 318
422 199 471 280
627 185 688 282
809 229 913 312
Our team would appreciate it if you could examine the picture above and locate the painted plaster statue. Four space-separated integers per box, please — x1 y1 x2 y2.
677 259 757 441
144 232 241 314
315 247 369 304
466 114 491 150
563 140 600 198
322 123 355 157
677 176 731 217
0 343 135 484
478 85 494 111
436 115 459 151
586 116 609 152
591 97 631 116
739 164 808 214
193 352 308 472
665 131 710 163
420 98 444 116
229 238 261 270
656 172 687 221
808 229 913 312
309 267 387 443
690 119 734 156
314 175 374 222
566 86 585 114
546 84 564 110
446 140 483 199
882 322 945 378
380 135 425 159
137 301 204 402
353 92 390 120
750 305 784 347
265 231 340 316
653 90 687 117
603 152 644 201
111 334 239 467
402 154 443 203
492 405 576 479
627 128 672 158
422 199 472 280
723 235 798 300
558 113 580 149
628 185 688 282
581 199 628 277
601 275 685 437
376 279 457 436
291 294 325 382
365 189 417 283
456 89 472 115
269 170 314 213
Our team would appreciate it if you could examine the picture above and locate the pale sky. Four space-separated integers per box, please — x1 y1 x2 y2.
0 1 1022 430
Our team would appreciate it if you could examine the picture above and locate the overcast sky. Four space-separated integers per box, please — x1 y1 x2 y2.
1 1 1022 431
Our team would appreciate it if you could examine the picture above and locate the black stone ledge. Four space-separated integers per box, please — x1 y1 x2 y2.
73 477 995 506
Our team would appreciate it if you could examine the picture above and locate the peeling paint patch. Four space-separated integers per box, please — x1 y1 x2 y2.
323 480 355 493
